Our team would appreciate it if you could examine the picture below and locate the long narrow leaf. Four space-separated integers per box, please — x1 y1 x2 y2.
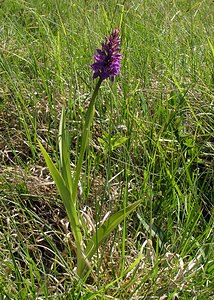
84 199 142 261
38 140 82 245
59 107 73 196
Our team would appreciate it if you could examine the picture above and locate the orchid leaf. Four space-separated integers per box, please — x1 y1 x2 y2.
84 199 142 261
38 140 83 254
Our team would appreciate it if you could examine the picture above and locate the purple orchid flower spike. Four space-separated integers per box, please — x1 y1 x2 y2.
91 29 122 82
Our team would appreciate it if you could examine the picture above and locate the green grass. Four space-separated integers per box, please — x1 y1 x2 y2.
0 0 213 299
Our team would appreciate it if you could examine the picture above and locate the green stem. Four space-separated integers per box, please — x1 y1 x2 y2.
73 77 103 277
72 77 103 205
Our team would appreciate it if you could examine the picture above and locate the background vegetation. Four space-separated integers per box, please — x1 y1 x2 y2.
0 0 213 299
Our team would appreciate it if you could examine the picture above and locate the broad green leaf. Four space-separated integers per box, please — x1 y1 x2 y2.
84 200 142 261
38 140 82 248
